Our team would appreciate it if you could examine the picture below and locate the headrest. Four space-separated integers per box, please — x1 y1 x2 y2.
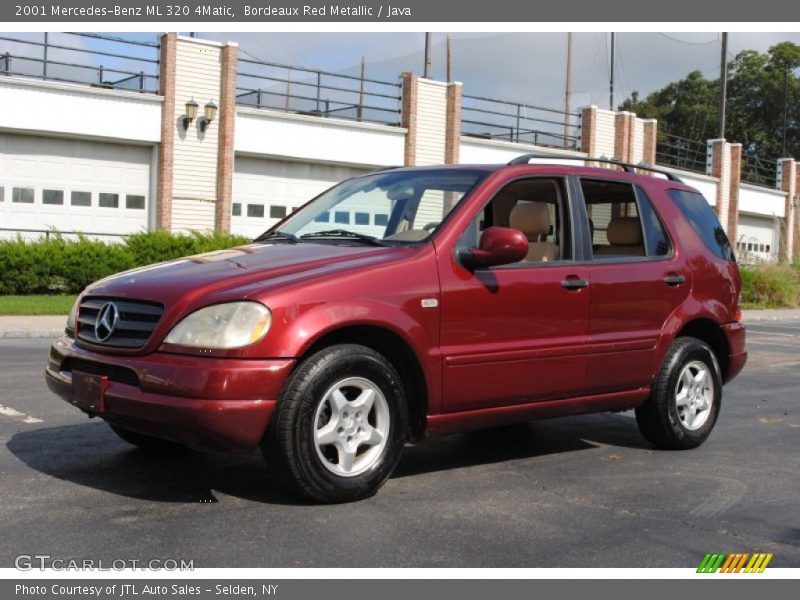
509 201 550 238
607 217 643 246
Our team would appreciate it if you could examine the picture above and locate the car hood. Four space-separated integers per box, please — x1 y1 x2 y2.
85 242 415 306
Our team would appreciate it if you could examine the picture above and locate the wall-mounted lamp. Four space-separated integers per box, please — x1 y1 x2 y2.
182 98 199 130
199 100 217 132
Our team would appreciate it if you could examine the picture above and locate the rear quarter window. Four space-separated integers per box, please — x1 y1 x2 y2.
667 189 735 261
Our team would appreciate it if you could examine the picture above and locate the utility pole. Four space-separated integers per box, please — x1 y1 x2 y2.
424 33 431 78
357 55 365 122
609 32 616 111
446 35 453 83
719 32 728 139
563 32 573 148
782 68 789 157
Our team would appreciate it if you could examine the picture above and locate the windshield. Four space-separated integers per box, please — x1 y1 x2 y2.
257 168 489 244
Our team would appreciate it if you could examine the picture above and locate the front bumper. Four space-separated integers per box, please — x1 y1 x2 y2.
721 321 747 383
45 336 295 452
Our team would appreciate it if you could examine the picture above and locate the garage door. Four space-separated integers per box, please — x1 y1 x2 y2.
0 133 151 240
736 214 780 264
232 156 368 239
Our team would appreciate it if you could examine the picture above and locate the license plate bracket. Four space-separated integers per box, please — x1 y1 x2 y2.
71 371 108 413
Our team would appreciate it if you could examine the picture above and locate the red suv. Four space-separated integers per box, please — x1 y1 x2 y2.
46 155 747 503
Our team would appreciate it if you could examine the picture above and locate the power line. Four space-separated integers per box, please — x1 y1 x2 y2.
657 33 720 45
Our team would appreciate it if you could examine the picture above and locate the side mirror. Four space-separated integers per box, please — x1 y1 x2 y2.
458 226 529 270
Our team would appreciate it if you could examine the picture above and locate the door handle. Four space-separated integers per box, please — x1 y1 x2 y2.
561 278 589 290
663 274 686 286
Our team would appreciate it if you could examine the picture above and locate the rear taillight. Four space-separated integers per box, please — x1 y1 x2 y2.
734 307 742 322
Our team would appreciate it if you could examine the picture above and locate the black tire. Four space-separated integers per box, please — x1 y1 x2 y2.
635 337 722 450
263 344 409 503
109 424 186 453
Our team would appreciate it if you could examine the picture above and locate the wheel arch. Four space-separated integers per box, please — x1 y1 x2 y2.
301 324 430 441
674 318 730 381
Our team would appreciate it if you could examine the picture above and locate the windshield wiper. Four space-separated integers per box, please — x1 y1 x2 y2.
300 229 385 246
254 230 301 244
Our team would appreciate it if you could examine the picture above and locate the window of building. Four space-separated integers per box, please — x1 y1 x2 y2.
270 205 287 219
42 189 64 205
314 211 330 223
334 211 350 224
355 212 370 225
12 187 34 203
0 186 4 202
247 204 265 218
99 193 119 208
71 191 91 207
126 195 145 210
232 203 242 216
374 213 389 226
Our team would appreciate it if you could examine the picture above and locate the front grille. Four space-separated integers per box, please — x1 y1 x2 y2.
77 296 164 348
62 358 140 387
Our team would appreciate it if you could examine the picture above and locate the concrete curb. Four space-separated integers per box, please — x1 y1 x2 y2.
1 328 66 339
0 315 67 339
741 309 800 322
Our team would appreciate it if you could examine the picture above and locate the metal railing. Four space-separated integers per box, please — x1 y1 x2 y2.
236 58 402 126
0 227 131 241
655 132 707 173
0 32 159 93
742 153 778 188
461 95 581 150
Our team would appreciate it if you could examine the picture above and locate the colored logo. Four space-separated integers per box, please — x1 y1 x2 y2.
697 552 773 573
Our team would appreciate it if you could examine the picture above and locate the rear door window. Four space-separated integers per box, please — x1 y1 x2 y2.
667 189 734 261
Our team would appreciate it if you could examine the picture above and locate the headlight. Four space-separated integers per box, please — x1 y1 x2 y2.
66 298 80 337
164 302 272 349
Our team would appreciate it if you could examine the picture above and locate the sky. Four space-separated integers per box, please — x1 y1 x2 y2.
2 30 799 133
199 31 800 110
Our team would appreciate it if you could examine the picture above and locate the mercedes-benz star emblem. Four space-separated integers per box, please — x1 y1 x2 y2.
94 302 119 342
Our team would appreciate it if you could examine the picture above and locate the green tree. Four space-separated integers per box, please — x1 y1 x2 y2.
620 42 800 184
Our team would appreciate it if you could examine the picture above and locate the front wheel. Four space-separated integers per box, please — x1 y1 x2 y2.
635 337 722 450
263 344 409 503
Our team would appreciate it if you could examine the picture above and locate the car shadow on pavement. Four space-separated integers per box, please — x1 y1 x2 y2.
394 412 652 478
6 412 651 504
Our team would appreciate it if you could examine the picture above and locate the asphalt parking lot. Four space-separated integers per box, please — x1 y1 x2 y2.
1 321 798 568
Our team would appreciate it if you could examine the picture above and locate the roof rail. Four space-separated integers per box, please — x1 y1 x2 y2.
507 153 684 183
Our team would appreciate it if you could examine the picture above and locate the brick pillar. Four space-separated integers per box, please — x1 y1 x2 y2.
444 82 462 165
580 106 597 156
215 42 238 234
708 139 732 234
796 166 800 262
614 111 634 163
401 72 418 167
778 159 797 261
727 143 742 245
156 32 177 230
642 119 657 165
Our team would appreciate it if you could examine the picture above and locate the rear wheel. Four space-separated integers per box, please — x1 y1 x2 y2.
263 344 408 503
635 337 722 449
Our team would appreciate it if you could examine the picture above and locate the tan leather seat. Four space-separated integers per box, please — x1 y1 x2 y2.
509 201 558 262
593 217 644 256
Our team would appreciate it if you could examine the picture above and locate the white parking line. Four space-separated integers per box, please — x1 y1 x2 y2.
0 404 43 424
747 329 799 338
747 322 800 330
746 340 800 350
